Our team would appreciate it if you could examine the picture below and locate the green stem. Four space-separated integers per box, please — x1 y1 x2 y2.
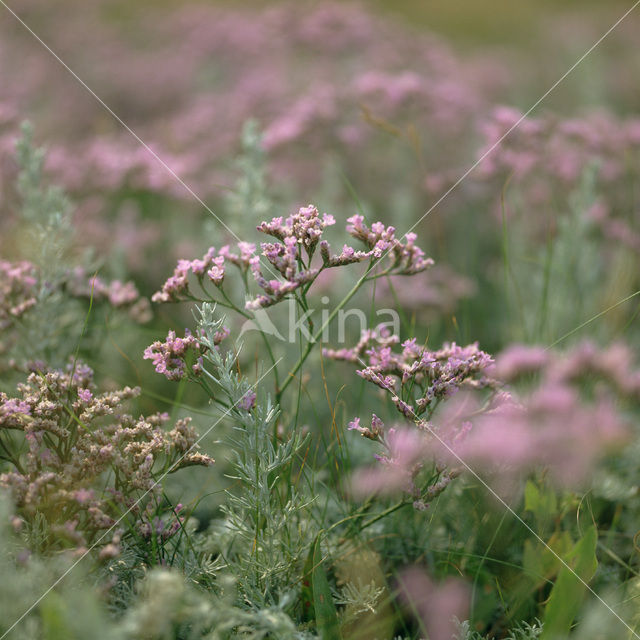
276 263 376 404
326 497 408 537
359 500 409 531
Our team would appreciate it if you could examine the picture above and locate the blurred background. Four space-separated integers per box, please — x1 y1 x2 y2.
1 3 640 637
2 0 638 365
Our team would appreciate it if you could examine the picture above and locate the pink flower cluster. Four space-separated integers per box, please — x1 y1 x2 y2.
151 243 256 303
344 216 434 274
432 341 639 486
67 267 151 323
475 106 640 251
329 327 494 505
151 204 434 312
346 339 640 500
325 326 494 420
0 362 213 555
0 1 502 273
0 260 37 330
0 259 151 370
144 327 228 381
247 205 335 308
397 568 469 640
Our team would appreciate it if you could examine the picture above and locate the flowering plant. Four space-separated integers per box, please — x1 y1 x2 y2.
0 361 212 558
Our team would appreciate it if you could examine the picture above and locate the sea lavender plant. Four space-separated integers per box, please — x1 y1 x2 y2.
452 341 638 485
0 361 213 557
149 204 433 407
325 327 495 508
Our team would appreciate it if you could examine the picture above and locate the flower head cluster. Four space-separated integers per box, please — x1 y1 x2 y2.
144 326 229 381
329 327 493 507
476 107 640 253
325 326 494 420
0 363 213 554
317 216 435 275
0 260 37 330
493 341 640 396
1 259 150 331
68 267 151 323
151 204 435 314
257 204 335 253
151 243 256 303
246 205 334 309
345 216 434 274
427 340 640 487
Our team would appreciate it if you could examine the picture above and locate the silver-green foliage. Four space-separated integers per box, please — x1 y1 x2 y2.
0 493 119 640
454 618 543 640
9 123 81 368
196 303 314 611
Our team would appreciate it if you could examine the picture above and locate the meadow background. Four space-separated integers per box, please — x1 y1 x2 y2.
1 1 640 638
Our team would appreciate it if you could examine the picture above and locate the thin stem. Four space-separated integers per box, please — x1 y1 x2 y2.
218 283 282 394
360 500 410 531
325 497 408 537
276 262 377 403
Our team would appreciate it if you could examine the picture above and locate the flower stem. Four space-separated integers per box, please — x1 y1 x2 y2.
276 263 375 404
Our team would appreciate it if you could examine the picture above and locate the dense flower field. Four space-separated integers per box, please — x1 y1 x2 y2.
1 1 640 638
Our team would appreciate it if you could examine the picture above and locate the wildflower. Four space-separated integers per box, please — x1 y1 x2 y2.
257 204 335 255
0 363 213 555
0 260 37 330
346 217 434 274
207 255 226 286
348 414 384 440
238 390 257 411
77 388 93 403
327 327 494 420
144 328 214 381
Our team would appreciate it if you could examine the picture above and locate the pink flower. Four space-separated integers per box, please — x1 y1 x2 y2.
78 388 93 403
144 328 205 380
238 390 257 411
397 568 469 640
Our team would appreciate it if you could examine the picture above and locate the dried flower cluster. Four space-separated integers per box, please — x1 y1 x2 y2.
0 362 213 555
0 259 150 335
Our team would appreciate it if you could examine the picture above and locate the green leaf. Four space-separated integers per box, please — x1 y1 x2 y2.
523 531 573 588
524 480 557 532
541 525 598 640
310 536 343 640
301 538 315 623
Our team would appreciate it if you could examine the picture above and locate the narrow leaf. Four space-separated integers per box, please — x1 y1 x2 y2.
311 536 343 640
301 538 315 623
541 525 598 639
